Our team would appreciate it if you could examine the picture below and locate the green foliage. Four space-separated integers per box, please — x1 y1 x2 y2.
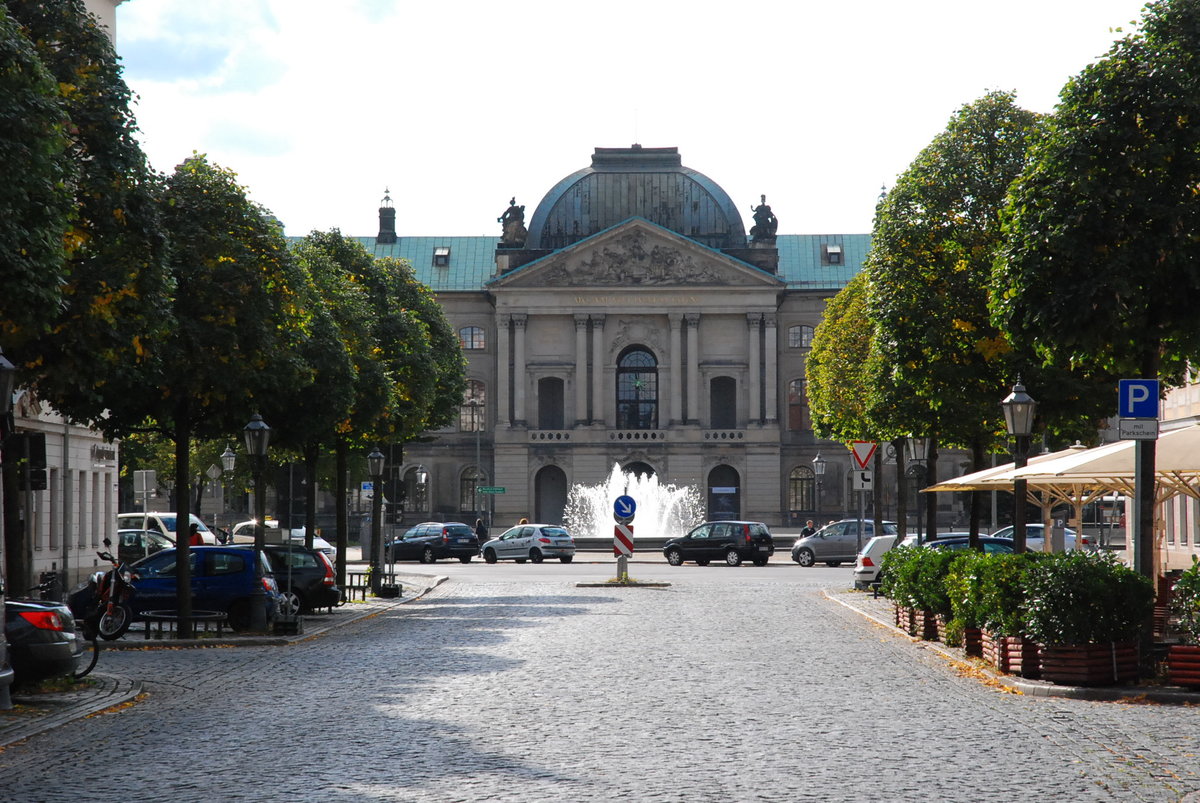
994 0 1200 384
807 273 878 441
910 549 961 617
976 553 1041 638
1170 557 1200 646
945 549 991 631
1022 551 1154 646
879 545 920 608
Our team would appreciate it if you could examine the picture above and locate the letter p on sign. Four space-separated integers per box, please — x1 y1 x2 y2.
1118 379 1159 419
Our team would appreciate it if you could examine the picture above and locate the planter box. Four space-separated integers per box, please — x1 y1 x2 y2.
1040 642 1139 686
982 630 1041 678
1167 644 1200 689
914 609 940 641
894 605 918 636
962 627 983 658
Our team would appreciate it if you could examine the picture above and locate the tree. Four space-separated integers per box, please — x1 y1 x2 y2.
993 0 1200 574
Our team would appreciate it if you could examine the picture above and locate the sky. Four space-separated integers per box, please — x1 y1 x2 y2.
113 0 1153 238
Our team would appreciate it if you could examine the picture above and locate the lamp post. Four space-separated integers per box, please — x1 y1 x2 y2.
905 436 930 544
1001 379 1038 554
811 452 826 522
466 397 484 522
368 447 385 595
219 445 236 537
243 414 271 631
0 347 13 711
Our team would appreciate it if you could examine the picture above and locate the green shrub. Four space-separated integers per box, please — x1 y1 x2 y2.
1022 550 1154 646
879 545 920 608
1171 557 1200 645
976 552 1041 638
909 548 961 617
945 550 990 633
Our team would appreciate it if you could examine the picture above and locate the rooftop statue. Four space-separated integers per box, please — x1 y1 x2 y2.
749 194 778 242
498 197 527 247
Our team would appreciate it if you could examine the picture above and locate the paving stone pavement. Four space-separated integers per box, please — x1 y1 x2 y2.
1 577 1199 802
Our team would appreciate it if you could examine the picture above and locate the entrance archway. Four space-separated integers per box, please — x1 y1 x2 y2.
623 461 655 480
534 465 568 524
707 464 741 520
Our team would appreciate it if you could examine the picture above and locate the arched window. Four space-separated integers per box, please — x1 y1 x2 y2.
459 466 486 513
616 347 658 429
459 380 486 431
789 466 815 512
459 326 486 350
788 325 814 349
788 379 810 431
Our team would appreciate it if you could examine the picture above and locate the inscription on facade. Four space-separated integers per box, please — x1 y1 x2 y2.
573 295 701 305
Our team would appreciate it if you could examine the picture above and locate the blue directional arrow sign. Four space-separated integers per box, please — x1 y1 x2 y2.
614 495 637 520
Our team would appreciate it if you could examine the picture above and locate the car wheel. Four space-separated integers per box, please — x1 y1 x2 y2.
530 549 544 564
459 556 472 563
725 549 742 567
420 546 436 564
753 557 768 567
279 590 302 616
665 548 684 566
483 548 497 564
795 548 815 567
696 559 710 566
826 561 841 568
515 559 527 563
559 556 573 563
97 602 132 640
228 600 252 632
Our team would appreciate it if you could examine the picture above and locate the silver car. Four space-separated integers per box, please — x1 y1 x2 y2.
481 524 576 564
792 519 898 567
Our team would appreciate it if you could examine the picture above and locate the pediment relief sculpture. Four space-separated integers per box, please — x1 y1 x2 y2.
537 229 736 286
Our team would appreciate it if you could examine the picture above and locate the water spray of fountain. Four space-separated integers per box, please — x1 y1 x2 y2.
563 463 705 540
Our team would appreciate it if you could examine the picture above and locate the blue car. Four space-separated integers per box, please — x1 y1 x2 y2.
130 546 280 631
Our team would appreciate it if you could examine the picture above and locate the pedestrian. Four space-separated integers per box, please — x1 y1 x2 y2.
518 517 529 525
475 518 488 542
188 522 204 546
800 519 817 538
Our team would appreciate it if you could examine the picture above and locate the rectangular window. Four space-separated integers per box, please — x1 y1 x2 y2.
824 244 843 265
433 246 451 267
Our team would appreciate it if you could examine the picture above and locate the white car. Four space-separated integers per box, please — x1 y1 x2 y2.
116 512 218 544
230 520 335 560
480 524 575 564
989 524 1080 552
853 534 913 590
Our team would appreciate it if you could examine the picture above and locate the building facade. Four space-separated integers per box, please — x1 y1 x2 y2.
356 146 902 530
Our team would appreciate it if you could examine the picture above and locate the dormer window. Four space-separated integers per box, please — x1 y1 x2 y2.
433 246 451 267
824 244 843 265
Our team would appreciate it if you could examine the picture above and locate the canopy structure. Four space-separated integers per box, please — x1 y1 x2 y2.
923 445 1089 494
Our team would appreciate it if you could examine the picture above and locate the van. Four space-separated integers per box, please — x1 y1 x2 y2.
116 512 218 545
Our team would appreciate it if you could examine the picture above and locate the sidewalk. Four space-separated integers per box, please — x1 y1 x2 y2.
825 585 1200 704
0 571 446 748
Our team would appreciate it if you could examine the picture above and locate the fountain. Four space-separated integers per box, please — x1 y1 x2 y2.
563 463 705 541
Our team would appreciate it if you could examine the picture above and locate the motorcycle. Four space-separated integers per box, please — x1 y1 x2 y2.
68 538 138 641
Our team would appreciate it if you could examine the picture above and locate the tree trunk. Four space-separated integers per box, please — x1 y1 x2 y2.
173 404 194 639
893 437 908 540
303 443 319 551
925 436 938 539
334 438 349 591
969 438 984 549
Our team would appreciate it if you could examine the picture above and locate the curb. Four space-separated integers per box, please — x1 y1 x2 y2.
822 588 1200 704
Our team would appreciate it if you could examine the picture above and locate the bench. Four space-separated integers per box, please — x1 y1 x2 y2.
141 609 228 639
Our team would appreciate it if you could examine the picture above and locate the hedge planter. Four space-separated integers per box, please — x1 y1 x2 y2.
1167 645 1200 689
982 630 1041 678
914 609 940 641
962 627 983 658
1039 642 1139 686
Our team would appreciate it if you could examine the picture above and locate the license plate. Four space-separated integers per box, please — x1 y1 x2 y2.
758 546 768 551
456 538 471 543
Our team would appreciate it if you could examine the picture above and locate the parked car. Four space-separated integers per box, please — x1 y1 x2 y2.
989 523 1079 551
258 544 339 614
117 512 218 545
662 521 774 567
130 546 280 631
5 597 83 688
230 520 336 559
386 521 481 563
793 519 897 567
116 529 173 565
853 535 901 590
480 524 576 564
923 535 1015 554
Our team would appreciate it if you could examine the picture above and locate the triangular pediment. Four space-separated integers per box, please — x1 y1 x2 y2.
494 218 781 289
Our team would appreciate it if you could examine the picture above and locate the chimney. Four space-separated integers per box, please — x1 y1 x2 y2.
377 188 397 244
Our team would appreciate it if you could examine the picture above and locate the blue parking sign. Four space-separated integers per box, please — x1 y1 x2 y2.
1118 379 1159 419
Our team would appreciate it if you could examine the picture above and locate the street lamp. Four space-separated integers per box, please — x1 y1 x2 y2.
367 447 385 595
1001 379 1038 554
243 414 271 631
905 436 930 544
219 445 236 536
466 397 484 523
811 452 826 520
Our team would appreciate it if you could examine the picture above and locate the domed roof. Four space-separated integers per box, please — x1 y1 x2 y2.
525 146 747 250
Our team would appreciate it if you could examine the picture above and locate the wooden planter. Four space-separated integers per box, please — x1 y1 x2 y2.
1039 642 1139 686
962 627 983 658
914 609 940 641
982 630 1041 678
894 605 919 636
1167 644 1200 689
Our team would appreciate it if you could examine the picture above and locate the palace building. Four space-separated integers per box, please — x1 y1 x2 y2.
355 145 875 528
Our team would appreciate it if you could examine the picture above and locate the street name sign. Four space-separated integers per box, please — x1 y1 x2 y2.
478 486 506 494
850 441 878 470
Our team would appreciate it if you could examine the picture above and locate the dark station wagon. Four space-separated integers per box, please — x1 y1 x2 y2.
386 522 480 564
663 521 775 567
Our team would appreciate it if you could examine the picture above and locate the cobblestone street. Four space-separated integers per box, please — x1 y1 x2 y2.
2 575 1199 802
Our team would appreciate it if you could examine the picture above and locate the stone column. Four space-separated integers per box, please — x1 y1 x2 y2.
574 314 589 426
496 315 510 427
685 313 700 424
591 314 606 424
764 313 778 423
669 313 683 425
747 313 761 426
513 314 527 426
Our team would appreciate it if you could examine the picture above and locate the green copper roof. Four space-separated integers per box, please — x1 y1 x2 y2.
289 233 871 294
